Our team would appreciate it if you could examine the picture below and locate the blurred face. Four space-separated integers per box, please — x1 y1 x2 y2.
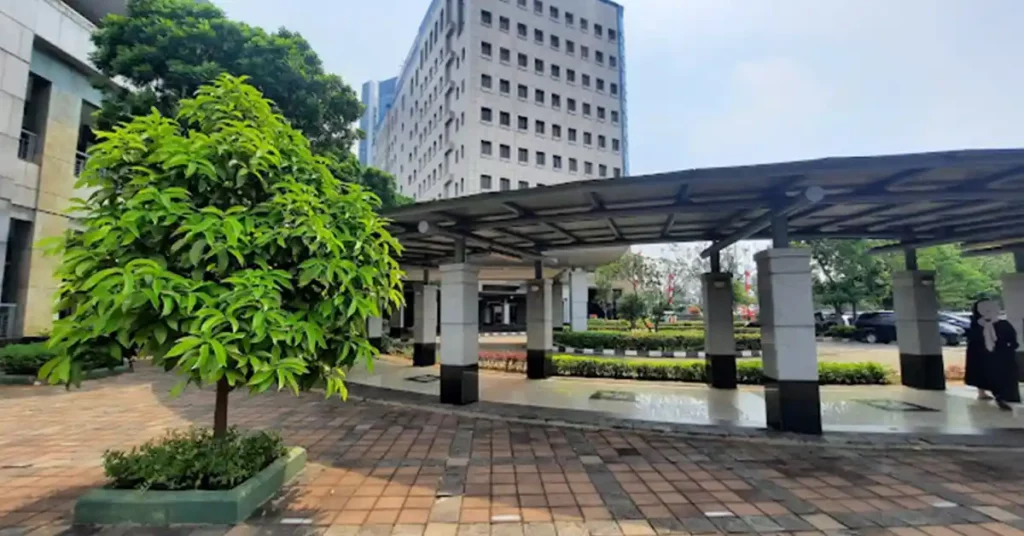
978 300 1000 320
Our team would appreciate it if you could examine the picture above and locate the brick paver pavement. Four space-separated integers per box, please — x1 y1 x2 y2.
2 364 1024 535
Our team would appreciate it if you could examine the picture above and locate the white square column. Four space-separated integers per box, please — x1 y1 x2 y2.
569 269 589 331
1002 272 1024 381
702 272 736 389
527 279 554 379
389 305 405 337
893 270 945 390
755 248 821 434
367 315 383 352
552 281 565 332
412 283 438 367
440 263 480 405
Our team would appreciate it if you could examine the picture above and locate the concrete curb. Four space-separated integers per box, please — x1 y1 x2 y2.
73 447 306 525
554 346 762 358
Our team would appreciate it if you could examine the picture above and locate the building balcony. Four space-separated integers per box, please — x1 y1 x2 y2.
17 130 40 163
74 151 88 176
61 0 129 25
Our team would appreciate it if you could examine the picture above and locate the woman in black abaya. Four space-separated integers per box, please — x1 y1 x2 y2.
965 299 1021 410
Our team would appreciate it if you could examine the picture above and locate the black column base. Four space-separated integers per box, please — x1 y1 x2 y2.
527 349 553 379
369 337 382 352
553 325 565 332
899 353 945 390
764 378 822 435
412 342 437 367
705 354 737 389
1016 351 1024 382
440 364 479 405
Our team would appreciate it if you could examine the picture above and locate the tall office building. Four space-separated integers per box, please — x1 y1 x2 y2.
370 0 627 201
358 77 397 165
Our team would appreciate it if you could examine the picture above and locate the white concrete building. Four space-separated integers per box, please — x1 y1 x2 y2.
0 0 129 337
371 0 628 201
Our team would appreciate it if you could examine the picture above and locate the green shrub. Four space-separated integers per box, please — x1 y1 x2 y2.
103 428 285 491
825 325 857 339
0 343 56 375
549 355 890 385
0 342 123 376
554 330 761 352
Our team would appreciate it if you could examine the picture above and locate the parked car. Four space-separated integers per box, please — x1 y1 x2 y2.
814 311 851 333
853 311 963 346
939 312 970 330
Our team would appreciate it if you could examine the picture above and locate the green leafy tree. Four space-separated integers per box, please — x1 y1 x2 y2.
805 239 890 316
40 75 404 437
617 293 647 330
89 0 406 207
732 279 754 307
894 245 1011 310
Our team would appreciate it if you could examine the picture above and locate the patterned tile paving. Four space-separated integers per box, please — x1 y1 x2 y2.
1 364 1024 535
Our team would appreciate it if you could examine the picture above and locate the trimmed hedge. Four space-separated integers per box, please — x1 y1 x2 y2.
825 325 857 339
588 319 752 330
471 353 891 385
0 342 124 377
553 330 761 352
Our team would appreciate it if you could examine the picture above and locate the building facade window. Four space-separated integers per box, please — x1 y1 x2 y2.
612 138 620 151
500 111 511 126
584 161 593 174
481 140 493 155
552 124 562 138
553 155 562 169
499 15 510 31
500 79 511 94
583 132 592 145
535 151 546 166
568 128 577 142
518 148 528 163
500 47 511 63
566 40 575 55
535 89 545 104
481 10 492 25
518 115 529 130
519 180 530 189
518 84 528 99
535 58 544 73
599 164 607 177
481 175 493 189
518 23 527 38
481 74 492 88
534 28 544 43
500 177 511 190
518 53 528 68
482 41 492 57
500 144 511 159
569 158 578 172
535 120 545 134
551 93 561 108
481 107 493 122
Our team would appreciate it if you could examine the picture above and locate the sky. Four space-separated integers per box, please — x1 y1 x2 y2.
212 0 1024 263
214 0 1024 174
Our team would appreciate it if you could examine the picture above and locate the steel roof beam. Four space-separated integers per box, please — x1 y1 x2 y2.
701 187 825 258
417 220 545 261
868 223 1024 254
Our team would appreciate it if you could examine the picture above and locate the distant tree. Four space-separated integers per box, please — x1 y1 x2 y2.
40 76 404 437
891 245 1011 310
90 0 406 207
805 239 890 316
617 293 647 330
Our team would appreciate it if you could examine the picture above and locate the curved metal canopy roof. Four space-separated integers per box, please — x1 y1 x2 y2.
383 149 1024 267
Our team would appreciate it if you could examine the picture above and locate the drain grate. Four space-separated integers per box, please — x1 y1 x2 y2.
855 399 939 412
407 374 440 383
590 390 637 402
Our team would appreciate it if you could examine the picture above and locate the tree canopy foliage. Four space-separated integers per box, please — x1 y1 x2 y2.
805 239 1013 312
90 0 409 207
40 75 404 435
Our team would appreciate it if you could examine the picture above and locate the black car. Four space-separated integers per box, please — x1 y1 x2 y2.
853 311 963 346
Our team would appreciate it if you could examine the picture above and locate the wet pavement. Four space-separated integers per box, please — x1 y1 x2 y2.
2 363 1024 535
348 357 1023 438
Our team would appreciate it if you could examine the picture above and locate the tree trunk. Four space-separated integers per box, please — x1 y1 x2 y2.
213 377 230 439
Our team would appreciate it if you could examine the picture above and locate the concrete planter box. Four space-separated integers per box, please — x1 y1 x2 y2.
0 364 132 385
74 447 306 525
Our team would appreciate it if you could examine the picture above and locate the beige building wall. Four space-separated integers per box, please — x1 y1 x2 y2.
0 0 112 336
23 87 81 335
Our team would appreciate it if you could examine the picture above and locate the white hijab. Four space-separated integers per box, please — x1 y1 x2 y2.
976 299 1000 352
